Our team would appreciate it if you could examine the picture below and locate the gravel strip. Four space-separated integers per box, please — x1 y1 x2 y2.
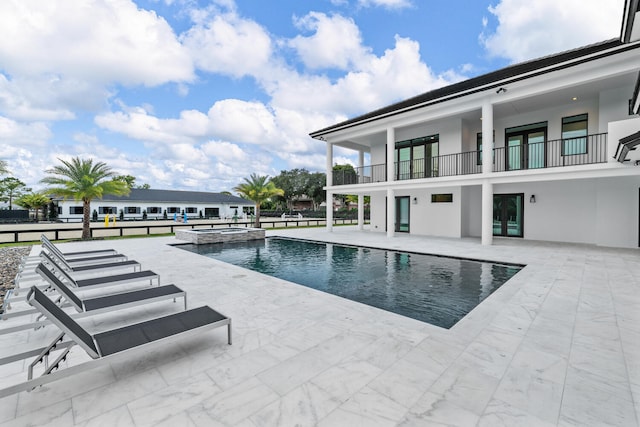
0 246 32 311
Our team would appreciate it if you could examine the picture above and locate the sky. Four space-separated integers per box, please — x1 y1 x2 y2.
0 0 626 193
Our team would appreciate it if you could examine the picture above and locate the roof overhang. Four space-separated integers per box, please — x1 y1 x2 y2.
621 0 640 43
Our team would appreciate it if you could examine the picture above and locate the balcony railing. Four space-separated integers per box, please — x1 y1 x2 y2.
331 133 608 185
492 133 607 171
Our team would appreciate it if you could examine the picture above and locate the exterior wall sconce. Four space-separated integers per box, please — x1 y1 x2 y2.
530 195 536 203
413 197 418 204
496 87 507 94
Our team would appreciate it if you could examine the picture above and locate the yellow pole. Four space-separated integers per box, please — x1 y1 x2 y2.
113 215 116 226
105 214 109 227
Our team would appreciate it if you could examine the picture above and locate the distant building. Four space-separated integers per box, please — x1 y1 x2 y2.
54 188 255 221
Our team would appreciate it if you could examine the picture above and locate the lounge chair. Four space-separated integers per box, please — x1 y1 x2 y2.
0 264 185 335
40 250 141 273
41 236 128 266
41 234 118 258
7 255 159 314
0 286 231 398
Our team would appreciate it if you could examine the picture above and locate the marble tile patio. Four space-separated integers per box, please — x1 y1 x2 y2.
0 226 638 426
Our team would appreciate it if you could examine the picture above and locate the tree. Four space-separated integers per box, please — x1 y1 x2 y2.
15 192 50 222
332 164 357 185
271 169 310 211
233 173 284 227
305 172 326 210
41 157 130 239
0 160 9 176
113 175 150 189
0 177 30 209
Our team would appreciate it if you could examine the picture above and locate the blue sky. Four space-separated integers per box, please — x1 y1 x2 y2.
0 0 625 192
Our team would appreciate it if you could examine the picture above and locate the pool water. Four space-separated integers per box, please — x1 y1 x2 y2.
179 237 523 328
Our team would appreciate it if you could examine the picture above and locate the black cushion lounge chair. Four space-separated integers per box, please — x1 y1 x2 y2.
41 237 128 267
41 234 118 258
8 255 158 313
40 250 141 273
0 286 230 398
0 264 185 335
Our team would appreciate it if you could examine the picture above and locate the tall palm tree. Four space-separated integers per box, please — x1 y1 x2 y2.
233 173 284 227
41 157 130 239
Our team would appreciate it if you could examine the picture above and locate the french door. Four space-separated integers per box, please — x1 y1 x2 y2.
493 194 524 237
506 123 547 170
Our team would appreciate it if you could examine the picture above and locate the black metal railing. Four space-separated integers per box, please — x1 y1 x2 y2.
332 164 387 185
330 133 608 185
396 150 481 180
493 133 607 172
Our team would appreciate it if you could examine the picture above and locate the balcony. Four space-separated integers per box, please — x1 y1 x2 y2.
331 133 608 185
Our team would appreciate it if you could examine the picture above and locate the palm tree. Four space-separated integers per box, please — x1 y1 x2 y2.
15 192 50 222
233 173 284 227
41 157 130 239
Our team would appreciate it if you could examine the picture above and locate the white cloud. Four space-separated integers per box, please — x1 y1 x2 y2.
0 116 51 148
481 0 625 63
0 0 193 86
271 35 459 116
357 0 412 9
289 13 369 70
181 8 273 78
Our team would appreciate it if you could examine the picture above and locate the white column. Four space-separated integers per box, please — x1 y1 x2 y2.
386 127 395 237
481 101 493 175
386 127 395 183
386 188 395 238
326 142 333 232
358 149 365 230
481 180 493 245
326 190 333 232
326 142 333 187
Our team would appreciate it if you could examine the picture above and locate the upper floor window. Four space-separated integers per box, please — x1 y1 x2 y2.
69 206 83 215
562 114 588 155
395 134 439 180
167 207 180 214
147 207 161 214
125 207 140 214
185 207 197 214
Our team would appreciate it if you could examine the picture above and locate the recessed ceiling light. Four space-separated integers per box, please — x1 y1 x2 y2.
572 97 578 101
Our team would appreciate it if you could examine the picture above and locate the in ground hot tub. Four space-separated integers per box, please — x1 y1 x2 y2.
175 227 265 244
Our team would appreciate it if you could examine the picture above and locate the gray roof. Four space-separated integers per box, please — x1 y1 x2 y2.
98 188 253 205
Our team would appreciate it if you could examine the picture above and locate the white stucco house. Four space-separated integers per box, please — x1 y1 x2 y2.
311 0 640 248
55 188 255 221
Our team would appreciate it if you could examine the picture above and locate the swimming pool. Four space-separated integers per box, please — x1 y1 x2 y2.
178 237 523 328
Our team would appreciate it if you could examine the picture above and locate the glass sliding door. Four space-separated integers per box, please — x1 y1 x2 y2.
493 194 524 237
395 135 439 180
395 196 410 232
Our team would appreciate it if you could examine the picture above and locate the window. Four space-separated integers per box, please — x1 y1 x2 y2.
126 207 140 214
185 207 197 214
167 207 180 214
431 193 453 203
69 206 83 215
147 207 161 214
98 206 117 214
562 114 588 155
476 131 495 165
395 134 439 180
